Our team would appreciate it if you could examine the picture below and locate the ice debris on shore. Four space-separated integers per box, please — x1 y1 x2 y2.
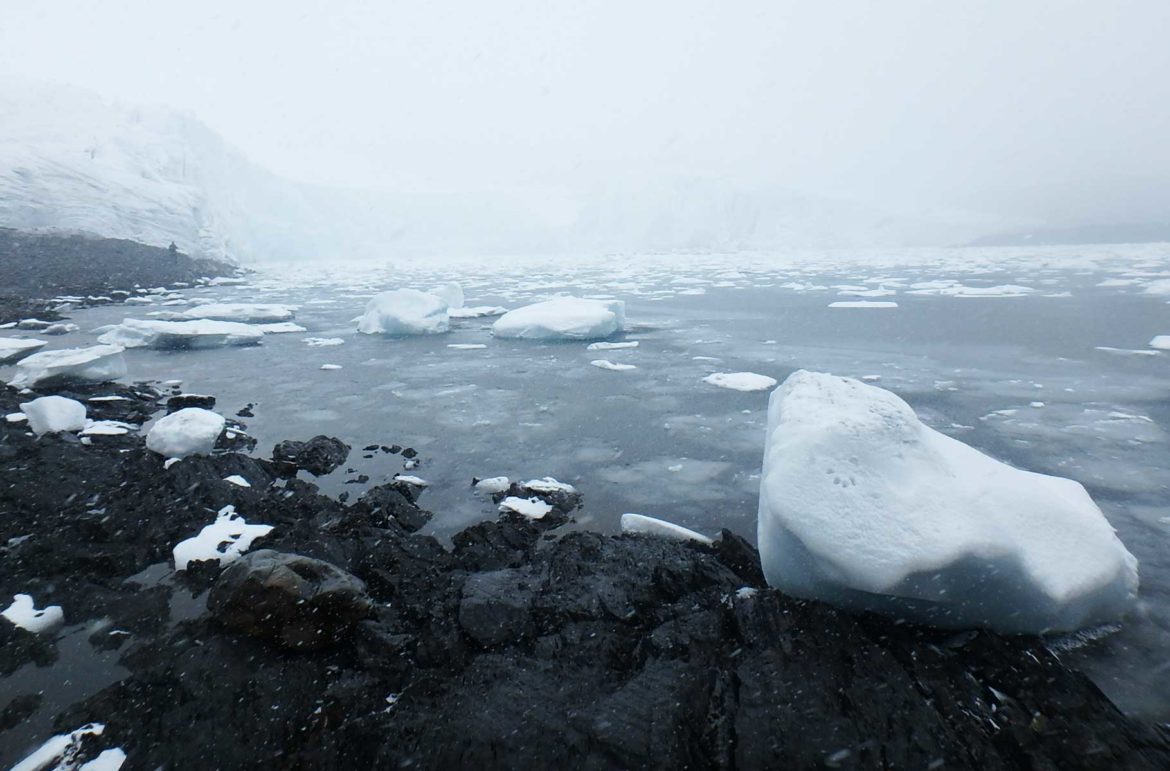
98 318 263 349
10 722 125 771
357 289 450 335
702 372 777 392
2 593 65 633
498 496 553 519
173 504 273 570
145 408 225 458
492 297 625 341
19 395 87 434
757 370 1139 633
8 344 127 388
620 513 713 545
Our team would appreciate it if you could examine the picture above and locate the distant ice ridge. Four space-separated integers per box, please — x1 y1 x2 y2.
357 289 450 335
758 370 1138 633
492 297 625 340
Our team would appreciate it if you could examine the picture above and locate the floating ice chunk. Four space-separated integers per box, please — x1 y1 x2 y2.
587 341 638 351
145 408 225 458
224 475 251 487
449 306 508 318
8 345 127 388
448 343 487 350
429 282 465 309
757 370 1139 633
620 513 713 545
357 289 450 335
173 504 273 570
181 303 294 322
10 723 116 771
828 301 898 309
1095 346 1159 356
320 364 343 370
591 359 637 371
702 372 777 392
207 275 249 286
499 496 553 519
522 477 577 494
0 337 47 364
304 337 345 347
19 395 87 434
394 474 429 487
97 318 263 349
492 297 625 341
948 285 1035 298
43 322 80 335
474 476 510 494
254 322 308 334
1149 336 1170 351
2 593 64 633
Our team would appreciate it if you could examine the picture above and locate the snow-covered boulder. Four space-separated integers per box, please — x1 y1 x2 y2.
8 344 127 388
19 395 87 434
0 337 46 364
357 289 450 336
429 283 465 309
145 407 226 458
757 370 1139 633
180 303 294 323
492 297 625 341
98 318 264 349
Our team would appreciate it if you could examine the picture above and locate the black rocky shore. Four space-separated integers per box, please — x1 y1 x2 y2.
0 228 237 324
2 379 1169 770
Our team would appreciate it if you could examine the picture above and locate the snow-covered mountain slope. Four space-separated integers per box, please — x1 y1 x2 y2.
0 81 336 262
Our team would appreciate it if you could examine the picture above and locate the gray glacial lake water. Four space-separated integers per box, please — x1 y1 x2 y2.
6 245 1170 721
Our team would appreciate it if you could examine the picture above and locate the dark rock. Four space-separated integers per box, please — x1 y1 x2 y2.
458 569 536 646
352 482 433 532
166 393 216 413
207 549 375 650
272 435 350 476
363 444 379 452
494 478 583 513
236 404 254 418
401 447 417 459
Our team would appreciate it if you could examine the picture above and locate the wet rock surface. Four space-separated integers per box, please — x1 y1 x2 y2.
272 435 351 476
1 379 1169 769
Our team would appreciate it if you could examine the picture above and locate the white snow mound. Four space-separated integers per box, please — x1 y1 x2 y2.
492 297 625 341
8 344 127 388
20 395 87 434
145 408 225 458
98 318 263 349
757 370 1139 633
2 593 64 633
357 289 450 336
173 504 272 570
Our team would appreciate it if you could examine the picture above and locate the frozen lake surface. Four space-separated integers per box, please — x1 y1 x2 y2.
7 243 1170 720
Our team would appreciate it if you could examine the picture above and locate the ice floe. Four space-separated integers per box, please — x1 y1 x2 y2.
828 301 898 309
587 341 638 351
620 513 713 544
429 282 465 309
173 504 273 570
757 370 1139 633
702 372 777 392
591 359 637 371
304 337 345 347
492 297 625 340
20 395 87 434
8 344 127 388
357 289 450 335
0 336 46 363
145 408 225 458
449 305 508 318
180 302 294 322
98 318 264 349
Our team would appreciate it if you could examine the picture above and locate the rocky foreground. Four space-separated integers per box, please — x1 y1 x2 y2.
1 381 1169 770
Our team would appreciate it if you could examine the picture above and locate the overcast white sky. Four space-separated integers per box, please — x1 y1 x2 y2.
2 0 1168 226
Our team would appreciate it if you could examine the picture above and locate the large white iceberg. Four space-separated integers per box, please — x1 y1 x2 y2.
757 370 1138 633
357 289 450 336
492 297 625 341
20 395 87 434
98 318 263 349
8 344 127 388
145 407 226 458
429 283 465 310
180 303 294 323
0 337 46 364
